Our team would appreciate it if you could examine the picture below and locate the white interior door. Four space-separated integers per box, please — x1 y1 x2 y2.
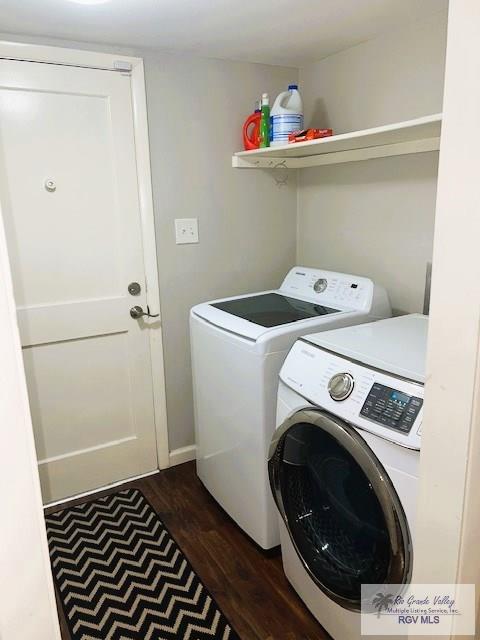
0 59 158 504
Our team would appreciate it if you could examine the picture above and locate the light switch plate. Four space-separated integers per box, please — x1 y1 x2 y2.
175 218 199 244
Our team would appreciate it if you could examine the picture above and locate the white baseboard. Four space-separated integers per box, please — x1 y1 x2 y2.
44 469 160 509
45 448 197 508
169 445 196 467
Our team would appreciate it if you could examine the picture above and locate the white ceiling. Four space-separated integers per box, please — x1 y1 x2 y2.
0 0 448 67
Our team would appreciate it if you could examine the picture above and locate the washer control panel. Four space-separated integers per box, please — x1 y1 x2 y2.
280 266 373 310
360 383 423 433
280 339 424 449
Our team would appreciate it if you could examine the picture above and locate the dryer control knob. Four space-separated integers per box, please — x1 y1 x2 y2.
328 372 354 401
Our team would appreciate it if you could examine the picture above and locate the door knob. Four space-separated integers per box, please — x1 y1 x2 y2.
130 305 159 319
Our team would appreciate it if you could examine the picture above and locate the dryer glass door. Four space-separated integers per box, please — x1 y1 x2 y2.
268 410 411 611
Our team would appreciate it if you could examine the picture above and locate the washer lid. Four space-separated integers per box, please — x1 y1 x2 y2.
303 314 428 383
211 292 339 327
192 290 343 341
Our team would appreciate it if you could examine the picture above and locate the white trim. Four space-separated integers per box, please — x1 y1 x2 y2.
0 40 132 70
0 40 170 471
411 4 480 630
44 469 160 509
169 445 197 467
130 60 170 470
0 182 61 635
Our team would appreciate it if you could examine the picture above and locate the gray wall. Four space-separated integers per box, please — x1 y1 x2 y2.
1 33 298 451
298 11 447 314
142 52 298 450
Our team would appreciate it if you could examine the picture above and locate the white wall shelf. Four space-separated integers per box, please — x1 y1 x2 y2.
232 113 442 169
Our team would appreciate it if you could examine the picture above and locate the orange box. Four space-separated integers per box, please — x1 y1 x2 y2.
288 128 333 143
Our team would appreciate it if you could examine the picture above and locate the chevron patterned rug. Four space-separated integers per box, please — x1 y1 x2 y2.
46 488 240 640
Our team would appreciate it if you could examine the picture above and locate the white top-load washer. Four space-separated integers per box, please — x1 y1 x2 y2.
190 266 391 549
268 314 428 639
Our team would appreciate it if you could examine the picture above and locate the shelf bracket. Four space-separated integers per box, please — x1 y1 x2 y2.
232 156 296 169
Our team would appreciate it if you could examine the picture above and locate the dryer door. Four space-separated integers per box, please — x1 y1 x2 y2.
268 409 412 611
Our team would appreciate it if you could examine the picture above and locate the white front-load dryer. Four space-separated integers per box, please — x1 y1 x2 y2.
190 267 391 550
268 314 427 639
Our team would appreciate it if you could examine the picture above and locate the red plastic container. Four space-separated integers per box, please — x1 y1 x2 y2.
243 110 261 150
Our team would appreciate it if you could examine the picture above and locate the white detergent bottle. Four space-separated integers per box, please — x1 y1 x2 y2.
270 84 304 146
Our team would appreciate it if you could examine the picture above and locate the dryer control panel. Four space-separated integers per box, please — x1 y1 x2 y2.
360 383 423 433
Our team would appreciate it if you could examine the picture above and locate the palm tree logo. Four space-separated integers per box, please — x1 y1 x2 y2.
372 592 394 617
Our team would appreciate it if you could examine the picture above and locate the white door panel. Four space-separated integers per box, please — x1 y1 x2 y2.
0 59 158 503
23 334 135 461
1 91 120 307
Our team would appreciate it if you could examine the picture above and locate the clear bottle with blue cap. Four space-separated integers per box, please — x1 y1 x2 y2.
270 84 304 146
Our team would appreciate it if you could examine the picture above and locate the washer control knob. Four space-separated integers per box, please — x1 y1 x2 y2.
313 278 328 294
328 372 354 401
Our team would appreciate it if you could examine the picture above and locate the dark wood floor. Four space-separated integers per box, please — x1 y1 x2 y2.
45 461 329 640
